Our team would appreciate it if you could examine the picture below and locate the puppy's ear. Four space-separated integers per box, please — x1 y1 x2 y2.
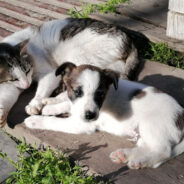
103 69 119 90
14 39 29 55
55 62 76 77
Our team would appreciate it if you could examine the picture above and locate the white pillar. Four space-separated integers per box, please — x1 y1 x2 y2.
166 0 184 40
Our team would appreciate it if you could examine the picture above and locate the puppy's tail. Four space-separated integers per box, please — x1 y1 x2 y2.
172 109 184 157
122 43 140 80
172 139 184 158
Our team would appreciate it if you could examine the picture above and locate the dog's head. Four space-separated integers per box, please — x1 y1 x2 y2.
56 62 119 122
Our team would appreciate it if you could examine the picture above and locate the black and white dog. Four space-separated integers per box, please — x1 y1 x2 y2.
0 18 139 127
25 62 184 169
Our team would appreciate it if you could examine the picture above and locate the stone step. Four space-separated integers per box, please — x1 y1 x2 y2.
0 6 43 26
0 130 19 183
0 0 69 20
91 13 184 52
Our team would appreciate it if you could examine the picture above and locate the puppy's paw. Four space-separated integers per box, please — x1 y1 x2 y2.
127 130 139 142
120 74 128 80
42 102 71 116
25 99 43 115
0 107 7 128
42 105 59 116
110 149 128 164
128 159 148 169
24 115 44 129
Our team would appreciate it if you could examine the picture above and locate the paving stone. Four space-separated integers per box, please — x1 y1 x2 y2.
137 60 184 107
4 61 184 184
116 0 168 28
0 130 18 183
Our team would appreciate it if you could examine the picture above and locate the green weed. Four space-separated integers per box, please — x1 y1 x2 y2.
69 0 129 18
143 42 184 69
0 142 107 184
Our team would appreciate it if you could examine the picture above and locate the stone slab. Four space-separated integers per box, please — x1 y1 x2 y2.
3 61 184 184
116 0 168 28
137 60 184 107
91 13 184 52
0 130 19 183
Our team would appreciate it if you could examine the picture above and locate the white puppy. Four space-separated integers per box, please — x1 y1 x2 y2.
25 62 184 169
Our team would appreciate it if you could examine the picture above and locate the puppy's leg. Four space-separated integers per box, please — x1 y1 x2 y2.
25 71 60 115
0 84 21 127
110 142 171 169
24 115 96 134
42 101 71 116
42 91 69 105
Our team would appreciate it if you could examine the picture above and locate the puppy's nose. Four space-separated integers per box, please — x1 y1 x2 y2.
85 111 97 121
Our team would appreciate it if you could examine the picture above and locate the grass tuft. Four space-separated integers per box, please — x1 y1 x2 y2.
142 42 184 69
0 141 107 184
69 0 128 18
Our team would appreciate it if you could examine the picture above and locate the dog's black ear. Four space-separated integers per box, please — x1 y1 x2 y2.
55 62 76 77
103 69 119 90
14 39 29 54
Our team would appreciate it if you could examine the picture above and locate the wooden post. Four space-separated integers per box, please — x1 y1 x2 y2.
166 0 184 40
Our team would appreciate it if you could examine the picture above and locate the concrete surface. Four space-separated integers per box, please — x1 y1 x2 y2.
0 0 184 183
3 60 184 184
116 0 168 28
0 130 18 183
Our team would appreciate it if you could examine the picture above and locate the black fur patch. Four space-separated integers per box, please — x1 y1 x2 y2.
94 73 112 109
60 18 126 39
176 111 184 131
60 18 133 63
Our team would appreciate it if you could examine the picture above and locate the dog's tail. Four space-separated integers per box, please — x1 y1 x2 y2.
122 42 140 80
2 26 36 46
172 138 184 158
172 109 184 157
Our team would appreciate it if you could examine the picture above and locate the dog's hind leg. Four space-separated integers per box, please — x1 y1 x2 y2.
110 141 171 169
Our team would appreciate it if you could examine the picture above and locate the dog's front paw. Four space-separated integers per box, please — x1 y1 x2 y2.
0 107 7 128
110 149 128 164
25 99 43 115
24 115 44 129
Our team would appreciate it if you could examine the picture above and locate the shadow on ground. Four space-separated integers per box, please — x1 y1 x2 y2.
140 74 184 107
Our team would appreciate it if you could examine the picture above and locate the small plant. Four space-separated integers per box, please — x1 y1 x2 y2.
69 4 97 18
143 42 184 69
0 142 106 184
69 0 129 18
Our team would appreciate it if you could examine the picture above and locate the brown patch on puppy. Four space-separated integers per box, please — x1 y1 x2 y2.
66 65 103 101
176 111 184 131
132 90 146 100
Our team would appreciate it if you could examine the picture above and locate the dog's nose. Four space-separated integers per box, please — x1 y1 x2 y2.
85 111 97 121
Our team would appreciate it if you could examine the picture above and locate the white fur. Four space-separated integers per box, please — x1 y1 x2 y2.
0 83 21 127
24 68 184 169
2 19 133 117
12 67 33 89
71 69 100 120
